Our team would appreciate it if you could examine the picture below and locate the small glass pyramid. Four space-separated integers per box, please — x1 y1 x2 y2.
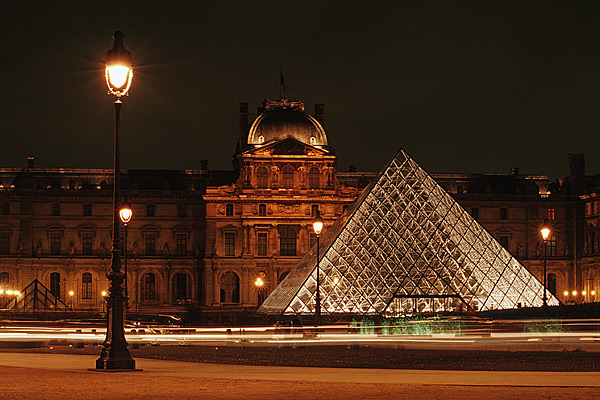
259 149 559 316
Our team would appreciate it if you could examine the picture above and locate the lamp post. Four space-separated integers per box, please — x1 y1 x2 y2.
541 227 550 308
96 31 136 370
313 209 324 326
120 206 132 310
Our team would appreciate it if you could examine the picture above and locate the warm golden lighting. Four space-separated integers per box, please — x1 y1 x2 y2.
563 290 569 296
69 290 74 297
572 290 577 296
106 65 131 88
582 290 587 296
313 209 324 236
541 228 550 241
104 31 133 97
592 291 597 296
333 277 340 286
101 291 107 297
13 291 19 296
254 277 264 287
119 207 133 224
6 290 12 295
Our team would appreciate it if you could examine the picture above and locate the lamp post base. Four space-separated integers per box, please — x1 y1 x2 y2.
96 349 136 370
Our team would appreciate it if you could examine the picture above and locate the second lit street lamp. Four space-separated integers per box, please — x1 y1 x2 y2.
313 209 324 326
120 204 132 310
541 227 550 308
95 31 136 370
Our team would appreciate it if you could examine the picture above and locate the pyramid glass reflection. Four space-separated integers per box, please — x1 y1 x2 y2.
259 149 559 316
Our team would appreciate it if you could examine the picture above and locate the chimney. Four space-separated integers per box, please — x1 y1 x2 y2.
239 102 249 138
348 165 357 173
315 103 325 126
27 157 35 168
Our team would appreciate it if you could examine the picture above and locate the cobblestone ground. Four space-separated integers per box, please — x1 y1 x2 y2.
3 344 600 371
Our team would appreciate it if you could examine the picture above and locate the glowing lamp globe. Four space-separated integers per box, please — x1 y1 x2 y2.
313 209 324 236
541 228 550 241
105 31 133 97
119 207 133 224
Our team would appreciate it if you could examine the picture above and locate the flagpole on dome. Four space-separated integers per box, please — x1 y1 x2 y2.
279 65 286 99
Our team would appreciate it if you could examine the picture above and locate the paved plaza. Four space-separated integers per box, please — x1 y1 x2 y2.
1 352 599 399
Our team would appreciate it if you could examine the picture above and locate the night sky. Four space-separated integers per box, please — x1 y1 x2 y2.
2 1 600 179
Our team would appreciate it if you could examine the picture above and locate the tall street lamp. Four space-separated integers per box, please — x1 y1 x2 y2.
541 227 550 308
96 31 136 370
313 209 323 326
120 205 132 310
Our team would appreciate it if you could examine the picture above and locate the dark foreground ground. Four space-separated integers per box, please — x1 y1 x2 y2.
4 344 600 371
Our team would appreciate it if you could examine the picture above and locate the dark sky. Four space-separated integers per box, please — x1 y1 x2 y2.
2 1 600 179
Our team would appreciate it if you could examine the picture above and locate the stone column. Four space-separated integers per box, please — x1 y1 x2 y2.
212 264 220 305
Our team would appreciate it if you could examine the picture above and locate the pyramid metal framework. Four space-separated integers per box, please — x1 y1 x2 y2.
259 149 559 316
6 279 73 313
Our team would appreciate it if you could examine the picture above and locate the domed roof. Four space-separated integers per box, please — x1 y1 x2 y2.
247 99 327 147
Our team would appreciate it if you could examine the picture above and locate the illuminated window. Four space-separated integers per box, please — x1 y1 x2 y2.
256 166 268 189
226 204 234 216
225 232 235 256
282 165 294 189
280 227 297 256
176 234 187 256
51 203 60 216
50 272 61 299
83 204 92 216
82 233 93 255
0 232 9 254
258 204 266 216
146 204 156 217
145 234 156 256
308 167 320 189
144 273 156 300
81 273 92 300
50 233 61 255
257 232 267 256
546 236 557 257
500 208 508 220
547 208 555 220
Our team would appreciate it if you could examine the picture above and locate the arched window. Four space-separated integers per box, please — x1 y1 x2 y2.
177 204 187 218
0 272 9 287
82 273 92 299
258 204 266 216
280 227 297 256
548 273 557 296
278 271 290 284
226 204 234 216
50 272 61 299
144 273 156 300
308 167 320 189
173 272 188 302
256 166 268 189
220 271 240 303
282 165 294 189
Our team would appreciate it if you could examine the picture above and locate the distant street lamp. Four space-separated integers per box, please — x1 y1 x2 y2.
120 205 132 310
313 209 324 326
69 290 74 309
96 31 136 371
541 227 550 308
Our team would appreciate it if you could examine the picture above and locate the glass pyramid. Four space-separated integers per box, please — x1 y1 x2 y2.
259 149 559 316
